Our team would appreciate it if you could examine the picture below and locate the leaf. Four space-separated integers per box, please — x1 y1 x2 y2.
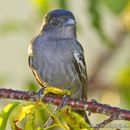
58 106 93 130
24 112 35 130
10 103 35 130
10 102 53 130
24 103 48 130
41 104 68 130
0 102 20 130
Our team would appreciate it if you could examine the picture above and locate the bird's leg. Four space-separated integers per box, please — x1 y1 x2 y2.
59 95 70 108
35 85 71 128
34 87 45 101
35 85 71 101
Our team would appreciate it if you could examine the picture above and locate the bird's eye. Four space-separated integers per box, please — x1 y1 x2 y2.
51 20 58 26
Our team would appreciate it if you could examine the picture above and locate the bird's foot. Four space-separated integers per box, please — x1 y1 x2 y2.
34 87 71 102
34 88 45 102
59 95 70 108
35 87 71 128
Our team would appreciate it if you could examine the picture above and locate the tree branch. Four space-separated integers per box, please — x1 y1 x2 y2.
0 88 129 128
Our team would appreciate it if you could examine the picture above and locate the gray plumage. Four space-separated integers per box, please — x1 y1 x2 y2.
28 9 88 99
28 9 89 125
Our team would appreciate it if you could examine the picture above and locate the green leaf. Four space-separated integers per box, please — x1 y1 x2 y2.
25 103 48 130
41 104 68 130
58 106 93 130
10 103 35 130
10 102 51 130
0 102 20 130
24 112 35 130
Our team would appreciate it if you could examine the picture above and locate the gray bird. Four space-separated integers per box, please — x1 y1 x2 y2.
28 9 89 126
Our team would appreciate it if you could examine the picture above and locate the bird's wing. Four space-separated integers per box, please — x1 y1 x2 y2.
28 37 45 87
73 48 88 99
28 37 37 70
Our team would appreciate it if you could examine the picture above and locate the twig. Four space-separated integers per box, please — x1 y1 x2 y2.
0 88 130 128
95 116 116 130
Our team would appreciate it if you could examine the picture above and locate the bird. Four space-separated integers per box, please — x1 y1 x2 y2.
28 9 90 127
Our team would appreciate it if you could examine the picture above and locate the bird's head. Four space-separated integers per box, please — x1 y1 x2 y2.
40 9 76 39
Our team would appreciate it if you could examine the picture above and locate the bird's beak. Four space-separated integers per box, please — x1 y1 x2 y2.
64 18 76 26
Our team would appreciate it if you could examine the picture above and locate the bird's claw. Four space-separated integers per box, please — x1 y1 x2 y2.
59 95 70 109
34 88 45 101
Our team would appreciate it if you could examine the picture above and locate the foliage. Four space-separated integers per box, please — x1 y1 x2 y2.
0 101 92 130
58 106 93 130
0 102 20 130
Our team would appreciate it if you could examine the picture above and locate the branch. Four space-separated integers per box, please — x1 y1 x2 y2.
0 88 129 128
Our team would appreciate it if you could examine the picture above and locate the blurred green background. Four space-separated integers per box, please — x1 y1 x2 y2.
0 0 130 130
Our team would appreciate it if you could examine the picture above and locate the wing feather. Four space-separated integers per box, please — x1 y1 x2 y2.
73 49 88 99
